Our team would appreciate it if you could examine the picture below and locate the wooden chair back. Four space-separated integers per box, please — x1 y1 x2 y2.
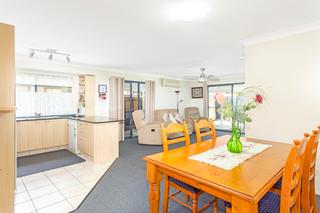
194 119 216 145
280 134 308 213
161 122 190 152
301 127 319 212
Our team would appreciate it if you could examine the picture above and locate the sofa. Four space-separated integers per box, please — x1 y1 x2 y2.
154 109 177 124
132 110 162 145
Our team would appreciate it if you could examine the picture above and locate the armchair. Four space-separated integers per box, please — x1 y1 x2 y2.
132 110 162 145
184 107 207 133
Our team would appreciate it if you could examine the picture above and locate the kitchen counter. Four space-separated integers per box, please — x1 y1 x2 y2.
16 115 124 123
69 116 124 124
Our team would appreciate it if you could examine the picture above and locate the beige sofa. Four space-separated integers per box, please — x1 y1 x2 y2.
154 109 177 124
132 110 162 145
184 107 207 133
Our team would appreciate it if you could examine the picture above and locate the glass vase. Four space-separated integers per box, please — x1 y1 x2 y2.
227 125 243 153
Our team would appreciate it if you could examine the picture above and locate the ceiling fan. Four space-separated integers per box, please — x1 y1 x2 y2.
184 68 219 83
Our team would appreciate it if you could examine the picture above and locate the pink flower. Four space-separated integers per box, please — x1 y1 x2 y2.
255 94 263 104
215 92 226 105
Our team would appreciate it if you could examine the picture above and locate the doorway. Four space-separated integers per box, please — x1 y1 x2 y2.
124 81 145 138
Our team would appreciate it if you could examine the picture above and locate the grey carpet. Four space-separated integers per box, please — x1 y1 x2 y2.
74 132 320 213
17 149 85 177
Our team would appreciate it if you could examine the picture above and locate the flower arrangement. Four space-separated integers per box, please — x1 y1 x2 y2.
227 87 265 153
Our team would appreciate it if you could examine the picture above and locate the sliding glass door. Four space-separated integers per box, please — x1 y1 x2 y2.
208 83 245 131
124 81 145 138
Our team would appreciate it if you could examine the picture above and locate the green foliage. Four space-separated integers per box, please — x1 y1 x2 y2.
217 101 232 119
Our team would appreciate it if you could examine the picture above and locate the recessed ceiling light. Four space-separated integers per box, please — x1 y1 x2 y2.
169 1 209 22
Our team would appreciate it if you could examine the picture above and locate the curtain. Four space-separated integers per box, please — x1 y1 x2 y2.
145 80 155 122
203 84 208 117
109 76 124 141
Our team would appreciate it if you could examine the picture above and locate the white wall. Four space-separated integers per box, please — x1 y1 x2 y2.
245 30 320 194
16 56 189 117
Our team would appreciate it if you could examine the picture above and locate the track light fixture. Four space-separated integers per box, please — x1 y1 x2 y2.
29 51 35 58
28 48 71 63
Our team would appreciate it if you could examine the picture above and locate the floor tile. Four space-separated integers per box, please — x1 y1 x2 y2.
67 192 88 209
77 172 100 183
16 178 23 185
15 191 30 204
32 191 65 209
46 172 74 183
60 183 89 199
22 173 47 183
15 182 27 194
63 163 85 172
82 180 97 189
14 200 35 213
28 184 58 199
23 177 52 191
37 200 73 213
54 176 81 190
68 167 95 178
44 168 67 176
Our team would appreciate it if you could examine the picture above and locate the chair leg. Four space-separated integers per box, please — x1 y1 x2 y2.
192 194 197 213
184 194 190 202
213 199 218 213
163 176 169 213
226 207 231 213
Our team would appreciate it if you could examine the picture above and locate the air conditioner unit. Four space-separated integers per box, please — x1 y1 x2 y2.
161 78 181 88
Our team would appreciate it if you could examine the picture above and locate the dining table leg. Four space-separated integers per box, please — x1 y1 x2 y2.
146 162 161 213
231 196 258 213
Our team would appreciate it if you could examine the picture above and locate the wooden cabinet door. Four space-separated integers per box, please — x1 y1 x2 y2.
29 121 43 150
42 120 55 148
17 122 30 152
85 123 94 156
56 119 68 146
77 121 93 156
17 121 43 151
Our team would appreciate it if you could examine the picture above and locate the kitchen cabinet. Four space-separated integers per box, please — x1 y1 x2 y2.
77 119 119 163
56 119 68 146
17 119 68 153
17 121 43 152
77 121 93 156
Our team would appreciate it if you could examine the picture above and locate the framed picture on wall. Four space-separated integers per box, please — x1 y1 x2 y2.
98 84 107 94
191 87 203 98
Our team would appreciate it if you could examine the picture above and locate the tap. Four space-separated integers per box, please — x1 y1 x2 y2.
34 113 41 118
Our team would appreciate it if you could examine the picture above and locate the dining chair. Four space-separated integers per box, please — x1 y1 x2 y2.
161 122 218 213
194 119 216 145
301 127 319 213
225 135 307 213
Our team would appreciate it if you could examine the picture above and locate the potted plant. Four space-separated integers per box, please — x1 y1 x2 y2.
219 87 265 153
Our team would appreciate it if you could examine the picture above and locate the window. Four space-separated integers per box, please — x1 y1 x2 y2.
208 83 245 131
16 73 77 117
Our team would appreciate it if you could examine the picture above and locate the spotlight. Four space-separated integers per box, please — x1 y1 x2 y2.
49 54 53 61
66 56 71 63
29 51 35 58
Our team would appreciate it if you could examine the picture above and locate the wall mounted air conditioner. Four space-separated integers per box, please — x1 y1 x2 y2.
161 78 181 88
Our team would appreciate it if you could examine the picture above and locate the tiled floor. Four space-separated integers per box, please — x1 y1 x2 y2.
15 155 113 213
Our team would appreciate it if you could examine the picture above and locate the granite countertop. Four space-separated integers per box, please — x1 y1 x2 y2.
69 116 124 124
17 115 124 124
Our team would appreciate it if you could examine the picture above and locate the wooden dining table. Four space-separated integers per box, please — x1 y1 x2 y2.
144 135 292 213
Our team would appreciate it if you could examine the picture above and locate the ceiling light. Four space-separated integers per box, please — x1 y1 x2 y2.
29 51 35 58
28 48 71 63
170 1 209 22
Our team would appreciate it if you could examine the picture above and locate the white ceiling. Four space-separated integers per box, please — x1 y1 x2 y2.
1 0 320 78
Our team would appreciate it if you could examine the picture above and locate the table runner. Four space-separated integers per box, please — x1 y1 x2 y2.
189 142 272 170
